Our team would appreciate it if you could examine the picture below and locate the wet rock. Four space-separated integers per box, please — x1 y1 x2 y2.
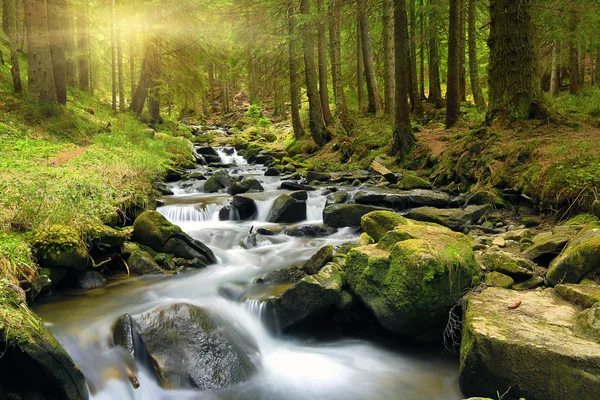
289 190 308 201
204 170 233 193
336 289 356 311
361 210 410 242
523 224 582 265
285 224 337 237
302 245 334 275
164 166 187 182
0 281 89 400
257 226 284 236
196 146 219 156
188 172 206 180
484 271 514 288
164 257 208 270
306 171 330 183
154 181 174 195
396 174 432 190
481 247 534 280
91 225 128 248
459 287 600 400
547 224 600 285
346 223 477 335
33 225 89 270
323 204 390 228
267 263 343 329
353 189 454 210
325 191 348 207
218 205 239 221
264 167 280 176
255 264 307 284
218 282 249 301
75 270 106 290
162 237 215 264
227 178 264 195
126 245 165 275
405 205 492 231
555 284 600 309
279 181 316 191
131 303 255 390
230 194 259 220
112 314 136 359
267 194 307 223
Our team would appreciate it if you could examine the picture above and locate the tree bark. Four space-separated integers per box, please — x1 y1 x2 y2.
129 40 135 99
329 0 351 135
110 0 117 110
409 0 420 112
288 1 303 139
5 0 22 93
446 0 460 128
459 0 467 101
207 62 215 102
24 0 57 103
427 0 443 107
301 0 328 146
550 40 560 95
317 0 332 125
383 0 395 116
419 0 426 100
357 15 365 112
468 0 485 109
63 0 76 87
392 0 416 157
358 0 380 113
46 0 68 105
487 0 546 121
131 39 155 116
569 11 579 95
77 0 90 92
116 0 125 111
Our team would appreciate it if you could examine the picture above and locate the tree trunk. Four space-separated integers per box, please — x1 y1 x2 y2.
301 0 328 146
46 0 68 105
468 0 485 109
550 40 560 95
317 0 332 125
458 0 466 101
427 0 443 107
383 0 395 116
579 48 585 87
24 0 57 103
207 62 215 102
63 0 76 87
409 0 420 113
329 0 351 135
595 45 600 87
358 0 380 113
357 15 365 112
5 0 22 93
487 0 545 121
110 0 117 110
77 0 90 92
131 39 155 116
288 1 303 139
116 0 125 111
569 11 579 95
129 40 136 99
419 0 426 100
2 0 8 34
392 0 416 157
16 0 25 51
446 0 460 128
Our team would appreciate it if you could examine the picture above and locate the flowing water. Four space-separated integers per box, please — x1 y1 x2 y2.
34 148 462 400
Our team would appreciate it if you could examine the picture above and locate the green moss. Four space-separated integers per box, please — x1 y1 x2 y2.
565 213 599 226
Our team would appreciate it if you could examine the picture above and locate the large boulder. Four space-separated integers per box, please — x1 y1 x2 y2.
203 170 233 193
323 204 390 228
132 211 216 264
0 281 89 400
361 210 410 242
124 243 165 275
128 303 255 390
302 245 334 275
547 223 600 285
32 225 89 270
353 189 454 210
284 224 337 237
229 194 259 220
267 194 307 223
459 287 600 400
523 224 581 264
481 247 535 280
346 223 478 335
265 263 343 329
405 205 491 231
555 284 600 309
227 178 264 195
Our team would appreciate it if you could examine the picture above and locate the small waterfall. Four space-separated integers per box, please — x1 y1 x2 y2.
306 193 327 222
255 198 277 221
216 147 247 165
158 203 222 224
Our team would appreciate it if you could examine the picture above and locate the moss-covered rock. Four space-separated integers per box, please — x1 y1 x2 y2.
0 281 88 400
523 225 582 264
266 194 306 223
481 247 534 280
323 204 390 228
396 174 432 190
361 210 410 242
484 272 514 288
133 210 182 251
459 287 600 400
302 245 334 275
547 224 600 285
555 284 600 309
512 275 545 290
346 223 477 335
574 305 600 342
405 205 491 231
32 225 89 270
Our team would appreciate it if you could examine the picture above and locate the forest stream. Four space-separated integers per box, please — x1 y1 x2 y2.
33 148 462 400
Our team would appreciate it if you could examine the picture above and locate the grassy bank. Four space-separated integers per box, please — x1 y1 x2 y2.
0 67 193 286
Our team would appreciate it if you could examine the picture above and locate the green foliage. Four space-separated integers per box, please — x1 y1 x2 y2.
245 104 263 119
0 233 37 284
